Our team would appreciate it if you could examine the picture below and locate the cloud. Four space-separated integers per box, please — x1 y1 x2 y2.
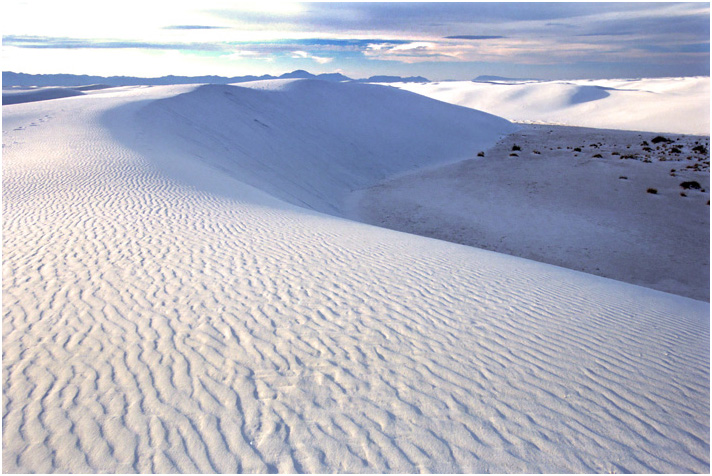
163 25 228 30
444 36 506 40
222 50 274 62
1 35 221 51
291 50 333 64
3 2 708 78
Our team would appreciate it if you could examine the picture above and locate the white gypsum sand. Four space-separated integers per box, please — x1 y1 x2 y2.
387 76 710 135
348 124 710 301
2 80 710 473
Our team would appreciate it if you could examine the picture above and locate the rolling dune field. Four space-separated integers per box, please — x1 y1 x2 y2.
2 80 709 473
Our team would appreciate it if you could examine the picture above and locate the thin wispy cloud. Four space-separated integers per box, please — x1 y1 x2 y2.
3 35 222 51
163 25 229 30
444 36 506 41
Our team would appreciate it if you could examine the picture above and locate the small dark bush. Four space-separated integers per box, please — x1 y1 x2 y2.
511 144 521 151
651 135 672 144
611 151 620 156
680 181 702 190
532 150 541 155
573 147 582 152
593 154 603 158
646 188 658 194
510 153 519 157
619 176 628 180
671 147 682 153
680 192 687 197
692 145 708 154
641 141 649 146
477 151 485 157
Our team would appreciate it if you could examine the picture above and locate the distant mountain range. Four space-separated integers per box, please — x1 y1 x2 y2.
473 75 540 82
2 70 430 87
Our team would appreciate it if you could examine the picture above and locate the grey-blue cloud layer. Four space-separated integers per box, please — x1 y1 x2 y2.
207 2 708 37
4 33 707 59
3 2 708 69
2 36 410 50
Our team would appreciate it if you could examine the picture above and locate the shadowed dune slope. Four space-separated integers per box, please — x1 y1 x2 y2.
123 80 517 214
2 86 85 105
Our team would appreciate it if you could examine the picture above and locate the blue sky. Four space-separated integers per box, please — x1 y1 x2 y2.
2 2 709 80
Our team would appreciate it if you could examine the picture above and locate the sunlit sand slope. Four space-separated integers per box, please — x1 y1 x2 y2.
3 82 709 473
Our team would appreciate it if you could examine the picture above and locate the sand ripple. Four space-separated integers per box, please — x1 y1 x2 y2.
3 86 709 473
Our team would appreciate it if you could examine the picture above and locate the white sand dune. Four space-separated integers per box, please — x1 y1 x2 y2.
120 79 515 215
389 76 710 135
3 80 710 473
2 85 117 106
2 86 86 105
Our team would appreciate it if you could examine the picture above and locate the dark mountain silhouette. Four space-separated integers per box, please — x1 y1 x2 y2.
3 70 431 88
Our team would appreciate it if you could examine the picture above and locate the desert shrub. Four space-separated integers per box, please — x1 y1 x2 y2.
651 135 672 144
646 188 658 194
593 154 603 158
611 151 620 156
477 151 485 157
574 147 582 152
692 145 708 154
680 181 701 189
671 147 682 153
619 176 628 180
510 153 519 157
511 144 521 151
680 192 687 197
533 150 541 155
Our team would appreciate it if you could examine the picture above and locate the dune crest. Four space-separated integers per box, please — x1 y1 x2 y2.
116 79 515 215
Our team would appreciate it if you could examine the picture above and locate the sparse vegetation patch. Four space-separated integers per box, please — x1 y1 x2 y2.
680 180 702 189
